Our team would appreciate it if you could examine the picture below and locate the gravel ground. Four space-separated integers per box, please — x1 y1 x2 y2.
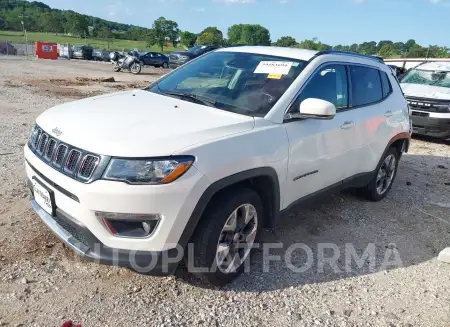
0 56 450 327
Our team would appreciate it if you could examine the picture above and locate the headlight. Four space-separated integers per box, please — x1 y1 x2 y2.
102 156 194 184
180 55 189 60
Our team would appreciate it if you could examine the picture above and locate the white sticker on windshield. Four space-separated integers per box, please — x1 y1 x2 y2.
254 61 293 75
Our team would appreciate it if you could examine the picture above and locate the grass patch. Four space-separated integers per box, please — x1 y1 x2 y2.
0 30 184 53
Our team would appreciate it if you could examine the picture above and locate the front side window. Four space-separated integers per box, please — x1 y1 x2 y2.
350 65 383 106
148 51 307 116
293 64 348 111
400 68 450 88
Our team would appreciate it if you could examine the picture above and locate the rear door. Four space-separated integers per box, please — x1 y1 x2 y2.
347 65 395 175
283 63 359 206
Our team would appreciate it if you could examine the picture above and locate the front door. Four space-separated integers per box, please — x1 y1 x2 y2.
283 64 359 208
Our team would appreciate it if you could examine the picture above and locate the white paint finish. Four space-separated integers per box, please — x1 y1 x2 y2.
25 146 211 251
283 109 360 207
177 118 290 210
36 90 255 157
26 48 411 254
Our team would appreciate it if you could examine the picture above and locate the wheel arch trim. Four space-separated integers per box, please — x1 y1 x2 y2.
177 167 280 248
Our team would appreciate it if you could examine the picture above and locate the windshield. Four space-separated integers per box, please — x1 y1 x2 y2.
187 45 206 54
148 51 307 116
401 68 450 88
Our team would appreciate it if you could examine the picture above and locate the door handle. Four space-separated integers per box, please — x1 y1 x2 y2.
384 110 393 117
340 121 355 129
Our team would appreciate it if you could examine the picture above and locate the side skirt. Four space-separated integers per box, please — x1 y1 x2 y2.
280 171 374 216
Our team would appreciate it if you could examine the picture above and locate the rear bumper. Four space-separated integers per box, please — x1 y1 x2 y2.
29 197 181 275
411 114 450 139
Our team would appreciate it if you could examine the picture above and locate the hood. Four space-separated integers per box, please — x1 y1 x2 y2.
36 90 255 157
170 51 197 57
401 83 450 100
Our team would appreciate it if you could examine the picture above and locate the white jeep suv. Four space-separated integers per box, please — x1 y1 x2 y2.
25 46 410 285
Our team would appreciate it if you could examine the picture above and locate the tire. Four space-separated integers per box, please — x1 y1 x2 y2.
113 64 121 72
361 147 400 201
130 62 141 75
189 188 263 286
162 62 169 69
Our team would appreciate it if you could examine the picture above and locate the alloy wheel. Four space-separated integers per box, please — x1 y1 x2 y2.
215 204 258 273
376 154 396 195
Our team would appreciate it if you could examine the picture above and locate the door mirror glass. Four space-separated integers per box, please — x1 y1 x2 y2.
298 98 336 120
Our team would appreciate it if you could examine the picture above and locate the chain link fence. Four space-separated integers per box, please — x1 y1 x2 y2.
0 40 34 56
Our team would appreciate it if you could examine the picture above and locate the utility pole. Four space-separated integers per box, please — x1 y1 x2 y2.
19 6 29 56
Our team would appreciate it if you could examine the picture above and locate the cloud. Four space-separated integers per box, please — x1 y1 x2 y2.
191 7 206 11
213 0 257 4
429 0 441 3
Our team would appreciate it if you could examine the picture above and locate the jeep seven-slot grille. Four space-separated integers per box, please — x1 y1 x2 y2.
28 125 101 182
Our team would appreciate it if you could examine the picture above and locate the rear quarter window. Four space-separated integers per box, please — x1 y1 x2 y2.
350 66 383 107
380 71 393 98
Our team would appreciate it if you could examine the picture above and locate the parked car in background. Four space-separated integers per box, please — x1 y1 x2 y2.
169 45 219 68
92 49 111 62
400 61 450 139
139 52 169 68
72 46 93 60
0 41 17 55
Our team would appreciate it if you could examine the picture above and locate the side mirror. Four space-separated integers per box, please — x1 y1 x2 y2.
297 98 336 120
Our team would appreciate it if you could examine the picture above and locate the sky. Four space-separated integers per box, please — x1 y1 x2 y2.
39 0 450 47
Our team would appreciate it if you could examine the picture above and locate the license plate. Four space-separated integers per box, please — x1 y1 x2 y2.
32 177 54 215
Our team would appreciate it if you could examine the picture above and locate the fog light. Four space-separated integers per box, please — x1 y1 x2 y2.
95 212 161 238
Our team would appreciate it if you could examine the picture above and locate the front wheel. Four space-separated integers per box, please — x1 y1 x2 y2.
130 62 141 75
362 147 400 201
112 63 121 72
162 62 169 69
189 188 263 286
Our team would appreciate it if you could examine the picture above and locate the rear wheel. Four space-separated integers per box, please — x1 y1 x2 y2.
189 188 263 286
162 62 169 69
362 147 399 201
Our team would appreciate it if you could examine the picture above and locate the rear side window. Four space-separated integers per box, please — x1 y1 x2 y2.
350 66 382 107
380 71 393 98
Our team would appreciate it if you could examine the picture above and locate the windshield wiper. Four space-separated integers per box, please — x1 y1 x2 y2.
158 87 217 107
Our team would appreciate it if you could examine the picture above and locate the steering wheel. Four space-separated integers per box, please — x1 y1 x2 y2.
260 92 276 105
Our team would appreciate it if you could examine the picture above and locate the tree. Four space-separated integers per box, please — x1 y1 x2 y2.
40 12 63 34
147 17 179 51
393 42 406 56
180 31 197 48
406 44 426 58
197 26 223 45
297 39 317 50
227 24 271 45
165 19 180 47
358 41 377 55
98 26 114 49
274 36 297 47
378 44 398 58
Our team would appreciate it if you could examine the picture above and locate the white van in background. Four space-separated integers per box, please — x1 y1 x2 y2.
400 61 450 139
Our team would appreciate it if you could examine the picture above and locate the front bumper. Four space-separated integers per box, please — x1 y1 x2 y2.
411 112 450 139
24 144 210 253
29 198 181 274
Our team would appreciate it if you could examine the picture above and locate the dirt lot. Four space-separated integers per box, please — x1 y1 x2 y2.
0 56 449 327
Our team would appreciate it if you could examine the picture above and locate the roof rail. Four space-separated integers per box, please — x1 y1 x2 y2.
313 50 385 64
